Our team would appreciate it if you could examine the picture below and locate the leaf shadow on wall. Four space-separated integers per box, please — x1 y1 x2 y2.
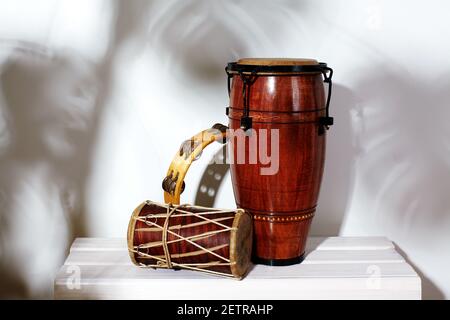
342 66 450 300
0 43 100 298
145 0 308 86
0 0 154 299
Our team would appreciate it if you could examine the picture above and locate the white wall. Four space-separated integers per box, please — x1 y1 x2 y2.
0 0 449 299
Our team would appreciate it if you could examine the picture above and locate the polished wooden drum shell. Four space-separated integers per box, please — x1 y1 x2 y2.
226 58 333 265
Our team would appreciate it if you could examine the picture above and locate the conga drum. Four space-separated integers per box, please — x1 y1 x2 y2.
226 58 333 265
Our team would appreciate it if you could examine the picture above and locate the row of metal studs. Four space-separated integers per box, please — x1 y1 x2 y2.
253 212 315 222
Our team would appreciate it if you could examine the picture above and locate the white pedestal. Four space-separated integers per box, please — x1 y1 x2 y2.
54 237 421 300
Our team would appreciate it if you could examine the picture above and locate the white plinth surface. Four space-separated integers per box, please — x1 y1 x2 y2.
54 237 421 300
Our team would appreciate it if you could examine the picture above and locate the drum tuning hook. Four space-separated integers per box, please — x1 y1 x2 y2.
318 64 334 135
225 66 232 97
239 70 258 131
225 65 259 131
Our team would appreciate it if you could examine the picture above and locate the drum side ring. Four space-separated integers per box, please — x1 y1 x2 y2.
229 209 253 279
127 201 148 266
226 62 328 75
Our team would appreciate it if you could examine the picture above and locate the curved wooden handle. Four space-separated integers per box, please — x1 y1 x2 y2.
162 124 228 204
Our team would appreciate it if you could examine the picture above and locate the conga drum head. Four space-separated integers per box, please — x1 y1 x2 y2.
226 58 329 76
237 58 319 66
236 58 319 66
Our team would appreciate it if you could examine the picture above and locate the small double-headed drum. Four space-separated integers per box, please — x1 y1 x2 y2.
226 58 333 265
128 201 252 279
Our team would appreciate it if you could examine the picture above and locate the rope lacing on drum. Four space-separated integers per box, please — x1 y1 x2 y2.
131 203 239 279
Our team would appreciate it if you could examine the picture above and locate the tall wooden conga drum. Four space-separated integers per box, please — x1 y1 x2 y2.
226 58 333 265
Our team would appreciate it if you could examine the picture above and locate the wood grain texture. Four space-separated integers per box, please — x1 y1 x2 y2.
54 237 422 300
228 71 327 262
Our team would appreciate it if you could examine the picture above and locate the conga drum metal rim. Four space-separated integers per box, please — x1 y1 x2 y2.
226 58 329 76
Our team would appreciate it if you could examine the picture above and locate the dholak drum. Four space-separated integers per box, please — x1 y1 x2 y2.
128 201 252 279
226 58 333 266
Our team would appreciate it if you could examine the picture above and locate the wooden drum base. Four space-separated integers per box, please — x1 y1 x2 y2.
251 212 314 265
252 253 305 266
